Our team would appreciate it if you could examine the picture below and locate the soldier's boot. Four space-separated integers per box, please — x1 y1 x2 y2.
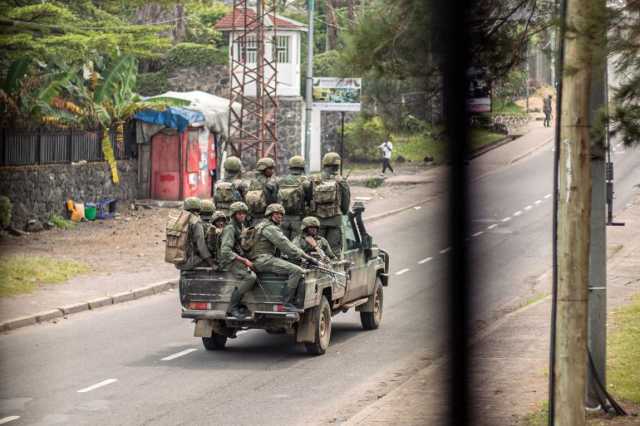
294 281 306 309
227 288 248 319
280 285 303 313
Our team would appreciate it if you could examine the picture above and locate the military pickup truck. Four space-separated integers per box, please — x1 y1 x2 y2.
179 202 390 355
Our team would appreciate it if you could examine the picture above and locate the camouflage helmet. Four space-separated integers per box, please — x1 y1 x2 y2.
322 152 341 167
301 216 320 231
211 210 228 224
183 197 202 212
265 203 285 217
200 199 215 215
256 157 276 171
288 155 305 170
224 156 242 173
229 201 249 215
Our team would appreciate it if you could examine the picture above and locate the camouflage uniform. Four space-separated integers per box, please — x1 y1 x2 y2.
246 157 280 224
311 153 351 255
248 204 309 302
199 199 215 234
219 204 257 305
179 197 214 270
294 216 336 260
206 210 228 265
214 156 247 216
277 156 311 240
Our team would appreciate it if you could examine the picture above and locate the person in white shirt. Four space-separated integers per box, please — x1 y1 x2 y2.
378 138 394 174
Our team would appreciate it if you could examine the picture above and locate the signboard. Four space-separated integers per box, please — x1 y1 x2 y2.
312 77 362 112
467 67 492 114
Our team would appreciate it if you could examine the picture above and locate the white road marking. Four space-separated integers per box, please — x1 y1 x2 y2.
161 348 198 361
439 247 451 254
501 217 511 222
418 257 432 264
472 231 483 237
544 194 552 199
487 224 498 230
534 199 542 205
513 210 522 217
77 378 118 393
395 268 410 275
524 205 533 211
414 206 422 210
0 417 20 425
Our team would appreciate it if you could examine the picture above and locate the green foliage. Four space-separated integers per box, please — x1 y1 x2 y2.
313 50 342 76
344 115 387 161
0 196 11 228
491 100 526 115
364 177 384 188
184 2 228 45
166 43 227 69
0 255 90 296
136 71 169 96
494 68 527 103
49 213 75 230
608 294 640 403
393 131 444 163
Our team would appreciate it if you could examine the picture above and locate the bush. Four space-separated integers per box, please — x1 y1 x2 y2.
49 213 75 230
344 115 387 161
136 70 169 96
166 43 227 69
314 50 342 76
0 196 11 228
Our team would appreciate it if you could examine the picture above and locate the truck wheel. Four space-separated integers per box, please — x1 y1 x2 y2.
202 332 227 350
360 279 383 330
304 296 332 355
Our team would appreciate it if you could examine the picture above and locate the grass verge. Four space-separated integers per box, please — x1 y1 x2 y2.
522 401 549 426
0 256 90 296
470 128 508 151
49 213 76 230
607 294 640 403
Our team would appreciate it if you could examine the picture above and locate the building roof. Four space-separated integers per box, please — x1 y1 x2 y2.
215 8 306 31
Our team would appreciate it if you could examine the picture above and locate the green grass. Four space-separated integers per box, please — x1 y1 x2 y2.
470 128 508 151
607 294 640 403
392 132 446 163
522 401 549 426
49 213 76 230
492 99 527 115
0 256 90 296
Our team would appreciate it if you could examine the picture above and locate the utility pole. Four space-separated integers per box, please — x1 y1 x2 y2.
304 0 315 173
586 0 607 409
553 0 595 424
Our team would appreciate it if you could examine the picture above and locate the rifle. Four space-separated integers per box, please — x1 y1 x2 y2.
304 260 346 278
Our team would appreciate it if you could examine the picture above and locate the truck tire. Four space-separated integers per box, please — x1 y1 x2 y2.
304 296 332 355
360 279 383 330
202 332 227 350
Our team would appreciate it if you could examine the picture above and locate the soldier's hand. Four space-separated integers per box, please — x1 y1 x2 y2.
304 255 319 266
243 259 254 270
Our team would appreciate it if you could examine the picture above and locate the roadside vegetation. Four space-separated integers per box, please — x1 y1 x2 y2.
49 214 76 230
0 256 90 296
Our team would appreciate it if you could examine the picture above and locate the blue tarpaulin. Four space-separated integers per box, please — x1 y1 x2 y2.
134 107 205 133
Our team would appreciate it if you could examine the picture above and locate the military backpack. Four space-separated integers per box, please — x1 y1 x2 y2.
239 221 267 252
313 177 342 218
165 210 199 265
278 176 305 215
214 180 242 209
245 180 268 216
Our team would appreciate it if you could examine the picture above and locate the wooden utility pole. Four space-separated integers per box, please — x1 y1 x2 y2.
553 0 596 424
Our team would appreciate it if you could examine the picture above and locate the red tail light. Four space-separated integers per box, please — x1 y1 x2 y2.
274 304 286 312
189 302 209 310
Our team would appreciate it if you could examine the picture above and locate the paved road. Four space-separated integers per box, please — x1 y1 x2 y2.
1 133 639 425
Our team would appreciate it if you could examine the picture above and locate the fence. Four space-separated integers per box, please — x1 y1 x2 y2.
0 126 137 167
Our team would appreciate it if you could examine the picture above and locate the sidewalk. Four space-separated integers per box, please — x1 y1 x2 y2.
345 195 640 425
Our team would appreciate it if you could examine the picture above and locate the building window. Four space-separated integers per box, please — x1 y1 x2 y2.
274 35 289 64
236 35 257 63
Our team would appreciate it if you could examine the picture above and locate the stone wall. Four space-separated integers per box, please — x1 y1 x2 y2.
0 161 138 229
166 64 230 97
276 97 304 170
320 111 357 157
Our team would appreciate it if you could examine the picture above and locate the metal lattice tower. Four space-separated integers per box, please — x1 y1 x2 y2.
228 0 279 162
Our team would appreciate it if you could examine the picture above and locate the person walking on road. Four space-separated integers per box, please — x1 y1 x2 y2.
543 95 552 127
378 137 394 174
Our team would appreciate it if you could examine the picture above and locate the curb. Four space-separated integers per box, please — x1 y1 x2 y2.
364 195 438 223
0 279 178 333
509 136 554 164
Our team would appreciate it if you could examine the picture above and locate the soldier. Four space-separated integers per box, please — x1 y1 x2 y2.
179 197 215 270
245 157 280 224
199 199 215 234
214 156 247 216
248 203 319 311
219 202 256 319
294 216 336 260
311 152 351 255
206 210 228 264
277 155 312 240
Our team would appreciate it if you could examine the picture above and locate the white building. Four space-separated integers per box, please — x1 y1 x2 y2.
215 9 306 97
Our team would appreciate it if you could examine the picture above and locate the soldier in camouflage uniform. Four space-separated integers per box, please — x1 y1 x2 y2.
277 155 312 240
206 210 228 265
199 199 215 234
219 202 256 318
179 197 215 270
248 204 319 311
245 157 280 224
311 152 351 255
294 216 336 260
213 156 247 216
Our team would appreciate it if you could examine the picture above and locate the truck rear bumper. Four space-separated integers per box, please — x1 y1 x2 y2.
181 309 300 322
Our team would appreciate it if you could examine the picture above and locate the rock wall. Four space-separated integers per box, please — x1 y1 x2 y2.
276 97 305 170
166 64 230 97
320 111 357 157
0 161 138 229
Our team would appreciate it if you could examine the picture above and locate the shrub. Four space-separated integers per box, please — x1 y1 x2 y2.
344 115 387 161
0 196 11 228
49 213 75 230
166 43 227 69
136 70 169 96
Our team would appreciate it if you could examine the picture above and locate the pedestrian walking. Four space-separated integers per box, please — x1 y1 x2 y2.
378 137 394 174
543 95 552 127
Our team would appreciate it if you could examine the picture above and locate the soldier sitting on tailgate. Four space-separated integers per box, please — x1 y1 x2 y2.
294 216 336 261
245 157 280 224
214 156 247 216
179 197 216 270
219 202 256 319
245 203 319 312
277 155 312 240
199 199 215 233
206 210 228 267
